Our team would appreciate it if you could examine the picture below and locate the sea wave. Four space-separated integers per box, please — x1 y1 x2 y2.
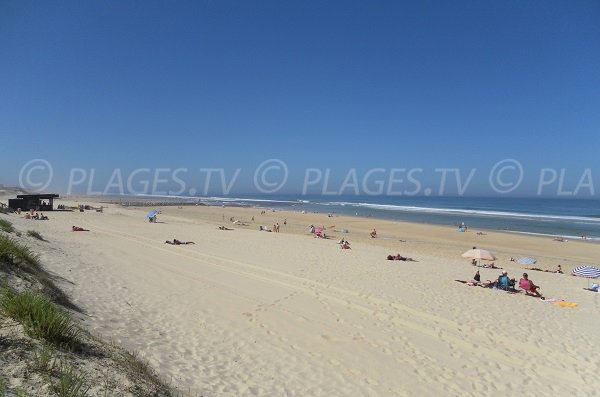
318 201 600 223
504 230 600 241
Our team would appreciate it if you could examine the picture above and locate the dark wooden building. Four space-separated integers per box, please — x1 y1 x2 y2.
8 194 59 211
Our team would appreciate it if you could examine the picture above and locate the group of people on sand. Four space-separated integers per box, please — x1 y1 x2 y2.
464 270 544 298
25 212 49 220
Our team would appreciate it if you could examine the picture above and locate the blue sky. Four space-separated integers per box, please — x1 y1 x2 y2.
1 1 599 197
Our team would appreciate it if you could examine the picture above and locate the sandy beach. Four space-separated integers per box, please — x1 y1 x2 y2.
4 196 600 396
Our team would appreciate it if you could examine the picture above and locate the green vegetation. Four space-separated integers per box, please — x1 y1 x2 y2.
33 343 57 373
0 225 177 396
0 291 80 347
51 365 90 397
0 218 15 233
0 234 73 309
15 387 29 397
26 230 45 241
0 234 39 267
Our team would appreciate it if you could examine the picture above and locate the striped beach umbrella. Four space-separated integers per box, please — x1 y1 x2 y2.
517 257 537 265
571 265 600 278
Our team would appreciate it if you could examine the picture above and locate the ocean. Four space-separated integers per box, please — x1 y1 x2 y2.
196 195 600 241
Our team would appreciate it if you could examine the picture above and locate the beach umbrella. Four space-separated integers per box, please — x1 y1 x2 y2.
517 257 537 265
462 249 496 261
571 265 600 278
147 209 158 218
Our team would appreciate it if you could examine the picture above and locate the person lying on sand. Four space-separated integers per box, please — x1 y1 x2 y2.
553 237 568 242
525 265 563 274
341 241 351 249
217 226 233 230
519 273 543 298
474 263 501 269
476 232 486 235
386 254 416 261
72 226 89 231
164 239 195 245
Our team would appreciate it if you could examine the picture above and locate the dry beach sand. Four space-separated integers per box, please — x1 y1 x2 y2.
3 195 600 396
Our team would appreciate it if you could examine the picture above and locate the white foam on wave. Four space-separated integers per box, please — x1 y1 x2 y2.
205 196 300 204
504 230 600 241
319 202 600 224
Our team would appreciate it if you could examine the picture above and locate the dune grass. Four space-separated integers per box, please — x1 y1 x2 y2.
26 230 45 241
33 343 57 373
51 364 90 397
0 291 80 347
0 234 76 310
0 218 14 234
0 234 39 267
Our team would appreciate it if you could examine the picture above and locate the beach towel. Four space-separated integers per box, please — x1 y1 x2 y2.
552 301 578 308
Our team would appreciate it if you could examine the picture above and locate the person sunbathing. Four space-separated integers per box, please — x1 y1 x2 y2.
218 226 233 230
526 265 563 274
72 226 89 231
519 273 542 297
165 239 195 245
386 254 415 261
476 263 501 269
341 241 351 249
